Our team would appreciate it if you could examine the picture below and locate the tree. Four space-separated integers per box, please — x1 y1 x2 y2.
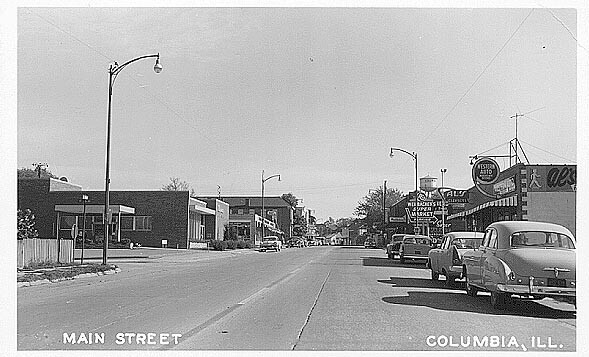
17 209 38 239
162 177 196 196
18 167 58 179
293 214 308 237
281 192 298 207
354 186 404 232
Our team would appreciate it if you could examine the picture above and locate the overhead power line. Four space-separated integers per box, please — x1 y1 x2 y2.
418 9 535 149
519 140 576 163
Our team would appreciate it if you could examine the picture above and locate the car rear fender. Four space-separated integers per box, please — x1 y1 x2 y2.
483 256 512 291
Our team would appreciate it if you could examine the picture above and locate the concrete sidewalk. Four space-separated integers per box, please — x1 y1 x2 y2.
74 247 257 261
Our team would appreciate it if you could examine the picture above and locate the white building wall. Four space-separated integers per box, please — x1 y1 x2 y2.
525 192 576 236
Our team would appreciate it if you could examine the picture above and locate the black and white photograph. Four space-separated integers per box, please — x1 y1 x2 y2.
1 0 587 355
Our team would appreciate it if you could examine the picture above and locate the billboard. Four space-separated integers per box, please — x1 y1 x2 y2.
527 166 576 192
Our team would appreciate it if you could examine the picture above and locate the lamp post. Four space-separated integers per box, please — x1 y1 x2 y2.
261 170 281 246
389 148 418 235
80 194 89 265
103 53 162 265
440 168 447 235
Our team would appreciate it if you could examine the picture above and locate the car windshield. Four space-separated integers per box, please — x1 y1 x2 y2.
451 238 483 249
510 231 575 249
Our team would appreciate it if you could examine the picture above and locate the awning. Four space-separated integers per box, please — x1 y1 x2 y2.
54 204 135 215
447 195 517 219
189 204 215 215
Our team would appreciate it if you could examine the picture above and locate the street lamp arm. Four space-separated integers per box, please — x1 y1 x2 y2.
390 147 416 160
263 174 281 183
111 53 160 77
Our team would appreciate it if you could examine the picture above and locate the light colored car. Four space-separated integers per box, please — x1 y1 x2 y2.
386 234 406 259
427 231 484 285
260 236 282 252
462 221 576 309
398 235 433 263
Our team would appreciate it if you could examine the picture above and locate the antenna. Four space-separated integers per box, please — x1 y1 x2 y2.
508 107 543 166
32 162 49 178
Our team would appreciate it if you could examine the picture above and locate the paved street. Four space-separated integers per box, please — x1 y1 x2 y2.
18 246 576 351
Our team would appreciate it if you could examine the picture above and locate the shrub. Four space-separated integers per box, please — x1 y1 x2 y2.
236 240 252 249
225 240 237 250
17 209 38 240
210 240 228 251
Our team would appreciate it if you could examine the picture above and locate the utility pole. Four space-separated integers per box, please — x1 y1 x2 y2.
382 180 387 247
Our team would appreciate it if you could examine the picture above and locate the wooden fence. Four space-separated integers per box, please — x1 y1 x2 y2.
17 238 74 268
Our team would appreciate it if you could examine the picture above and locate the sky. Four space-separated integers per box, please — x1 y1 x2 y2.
7 2 586 222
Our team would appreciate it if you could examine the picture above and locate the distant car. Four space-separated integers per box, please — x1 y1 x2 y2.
364 238 377 248
398 235 433 263
462 221 576 309
260 236 282 252
427 231 484 285
386 234 406 259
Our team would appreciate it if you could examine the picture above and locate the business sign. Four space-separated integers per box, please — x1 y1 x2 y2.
389 216 406 223
472 157 500 185
443 189 469 203
527 165 577 192
494 176 516 196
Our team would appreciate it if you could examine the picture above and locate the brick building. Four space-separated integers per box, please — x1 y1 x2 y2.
204 196 294 241
18 178 220 249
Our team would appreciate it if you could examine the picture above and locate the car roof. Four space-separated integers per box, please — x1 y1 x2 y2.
446 231 485 238
487 221 574 238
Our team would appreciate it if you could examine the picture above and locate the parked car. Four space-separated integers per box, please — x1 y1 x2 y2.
398 235 433 263
364 237 377 248
386 234 406 259
462 221 576 309
427 231 484 285
260 236 282 252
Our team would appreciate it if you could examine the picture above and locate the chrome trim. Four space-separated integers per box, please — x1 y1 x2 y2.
543 267 571 278
497 283 575 296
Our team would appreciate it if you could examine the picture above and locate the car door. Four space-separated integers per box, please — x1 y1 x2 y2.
430 235 447 272
481 228 499 290
439 235 454 273
464 230 490 285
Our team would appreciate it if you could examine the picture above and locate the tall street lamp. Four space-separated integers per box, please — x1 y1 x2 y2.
389 148 418 235
103 53 162 265
261 170 281 246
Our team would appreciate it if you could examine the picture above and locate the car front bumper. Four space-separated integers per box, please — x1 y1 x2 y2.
401 254 428 260
497 283 576 297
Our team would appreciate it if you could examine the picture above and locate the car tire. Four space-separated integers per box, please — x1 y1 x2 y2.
490 290 508 309
431 269 439 281
465 273 478 297
399 254 405 264
387 252 393 259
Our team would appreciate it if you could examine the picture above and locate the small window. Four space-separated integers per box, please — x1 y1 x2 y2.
442 236 450 249
481 230 492 247
488 229 498 249
121 216 134 231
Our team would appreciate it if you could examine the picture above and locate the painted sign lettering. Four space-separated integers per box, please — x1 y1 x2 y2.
527 165 576 192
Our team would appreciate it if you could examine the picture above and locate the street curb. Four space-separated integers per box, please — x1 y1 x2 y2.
17 267 122 288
